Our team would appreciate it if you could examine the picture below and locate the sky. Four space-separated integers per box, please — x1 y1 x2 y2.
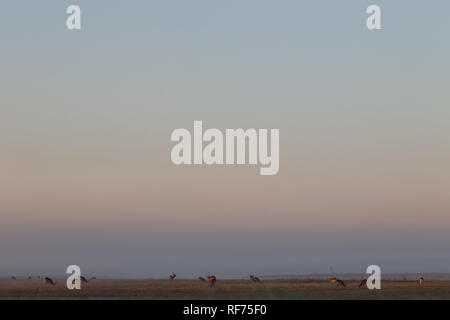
1 1 449 278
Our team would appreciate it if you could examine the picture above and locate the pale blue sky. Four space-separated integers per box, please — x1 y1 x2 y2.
1 1 449 278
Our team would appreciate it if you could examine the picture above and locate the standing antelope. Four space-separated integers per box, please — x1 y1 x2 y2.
169 273 176 280
329 277 346 288
358 279 367 288
207 275 217 288
44 277 56 286
417 276 424 287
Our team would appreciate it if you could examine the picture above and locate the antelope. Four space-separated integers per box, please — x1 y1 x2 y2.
198 277 206 282
417 276 424 287
207 275 217 287
71 276 89 285
11 276 17 281
44 277 56 286
90 277 97 281
169 273 176 280
28 276 32 280
358 279 367 288
249 275 261 282
329 277 346 288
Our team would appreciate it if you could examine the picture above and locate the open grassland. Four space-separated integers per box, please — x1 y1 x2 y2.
1 279 449 300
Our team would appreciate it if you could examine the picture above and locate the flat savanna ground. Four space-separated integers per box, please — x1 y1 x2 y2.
1 279 449 300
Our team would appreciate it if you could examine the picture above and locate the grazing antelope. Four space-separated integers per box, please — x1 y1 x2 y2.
417 276 424 287
44 277 56 286
249 275 261 282
169 273 176 280
337 279 346 288
207 275 217 288
71 277 88 285
28 276 32 280
80 276 89 283
11 276 17 281
198 277 206 282
329 277 346 288
358 279 367 288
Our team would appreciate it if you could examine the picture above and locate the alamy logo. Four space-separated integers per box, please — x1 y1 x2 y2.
366 265 382 289
66 265 81 290
366 5 381 30
171 121 279 175
66 5 81 30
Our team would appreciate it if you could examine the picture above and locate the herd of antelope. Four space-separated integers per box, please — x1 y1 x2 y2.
9 275 96 287
327 276 426 288
8 274 427 289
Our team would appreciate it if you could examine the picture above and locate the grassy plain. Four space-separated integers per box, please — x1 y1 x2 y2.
1 279 449 300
